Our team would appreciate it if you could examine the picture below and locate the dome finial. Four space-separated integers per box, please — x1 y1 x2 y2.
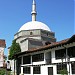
31 0 37 21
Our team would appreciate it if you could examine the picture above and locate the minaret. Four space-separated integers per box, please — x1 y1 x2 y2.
31 0 37 21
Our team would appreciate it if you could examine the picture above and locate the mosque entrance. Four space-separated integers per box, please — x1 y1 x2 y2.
48 67 53 75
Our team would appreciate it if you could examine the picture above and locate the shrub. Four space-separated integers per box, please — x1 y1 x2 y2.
0 68 6 75
60 69 68 75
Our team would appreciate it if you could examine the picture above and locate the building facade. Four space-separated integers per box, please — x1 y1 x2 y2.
15 35 75 75
0 39 6 68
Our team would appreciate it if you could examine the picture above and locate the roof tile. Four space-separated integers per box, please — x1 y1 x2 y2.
0 39 6 47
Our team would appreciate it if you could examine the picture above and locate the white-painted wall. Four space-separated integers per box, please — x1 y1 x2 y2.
32 61 45 65
0 47 5 67
21 65 57 75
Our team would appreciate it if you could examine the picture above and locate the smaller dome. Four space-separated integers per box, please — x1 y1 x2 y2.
19 21 51 32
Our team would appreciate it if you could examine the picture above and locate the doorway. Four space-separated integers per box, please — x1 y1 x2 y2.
48 67 53 75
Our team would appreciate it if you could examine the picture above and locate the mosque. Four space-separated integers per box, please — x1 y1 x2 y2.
9 0 75 75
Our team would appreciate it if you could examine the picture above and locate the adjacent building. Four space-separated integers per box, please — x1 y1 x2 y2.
0 39 6 68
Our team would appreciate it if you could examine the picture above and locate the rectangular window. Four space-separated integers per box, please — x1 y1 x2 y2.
23 55 31 64
57 63 67 74
71 62 75 74
17 57 21 65
33 66 41 74
68 46 75 58
55 49 66 59
32 53 44 62
23 67 30 74
16 57 21 74
46 52 51 64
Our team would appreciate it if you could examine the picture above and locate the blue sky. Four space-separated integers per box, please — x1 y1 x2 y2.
0 0 74 56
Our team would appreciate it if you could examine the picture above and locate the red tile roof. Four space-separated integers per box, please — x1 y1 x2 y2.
0 39 6 47
27 38 69 52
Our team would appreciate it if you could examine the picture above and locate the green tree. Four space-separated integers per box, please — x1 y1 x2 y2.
0 68 11 75
8 39 21 60
0 68 6 75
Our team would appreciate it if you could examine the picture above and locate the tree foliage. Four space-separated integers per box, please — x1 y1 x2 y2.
60 69 68 75
8 39 21 60
0 68 11 75
0 68 5 75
